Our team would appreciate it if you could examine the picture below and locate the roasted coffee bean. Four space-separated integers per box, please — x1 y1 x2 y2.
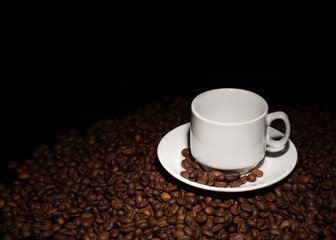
180 171 189 179
240 175 247 185
265 192 277 202
274 187 284 198
213 170 225 181
321 179 333 190
152 225 162 234
201 229 215 238
266 202 278 212
240 203 254 213
182 225 193 237
298 175 310 184
309 224 321 235
103 218 114 231
225 173 241 182
111 198 123 210
18 172 31 180
230 232 245 240
251 169 263 177
255 200 268 212
181 148 190 157
247 174 256 182
203 206 215 215
181 159 191 169
230 205 241 215
207 172 216 186
215 181 229 188
229 179 242 187
195 212 207 224
110 229 119 238
161 192 171 202
197 175 208 185
189 170 199 179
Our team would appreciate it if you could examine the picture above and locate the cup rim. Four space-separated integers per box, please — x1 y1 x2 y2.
191 88 269 126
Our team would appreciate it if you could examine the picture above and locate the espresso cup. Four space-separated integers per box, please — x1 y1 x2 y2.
190 88 290 173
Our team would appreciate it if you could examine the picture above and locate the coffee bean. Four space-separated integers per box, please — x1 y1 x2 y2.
226 173 241 182
251 169 263 177
309 224 321 235
203 206 215 215
229 179 242 187
161 192 171 202
152 225 162 234
181 148 190 157
230 232 245 240
230 205 241 215
189 170 199 179
298 175 310 184
42 230 54 238
136 219 149 229
195 212 207 224
255 200 267 212
321 179 333 190
197 175 208 185
181 159 191 169
240 203 254 213
215 181 229 188
97 231 109 240
110 229 119 238
265 192 277 202
18 172 31 180
201 229 215 238
274 187 284 198
240 175 247 184
173 229 185 238
212 170 225 181
111 198 123 210
207 172 216 186
247 173 256 182
266 202 278 212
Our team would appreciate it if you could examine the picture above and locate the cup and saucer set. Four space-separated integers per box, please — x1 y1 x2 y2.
157 88 298 192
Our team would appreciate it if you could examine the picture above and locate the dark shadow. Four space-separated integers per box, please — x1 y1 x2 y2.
266 141 290 158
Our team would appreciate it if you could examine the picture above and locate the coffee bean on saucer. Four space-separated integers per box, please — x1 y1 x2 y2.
189 169 199 179
229 179 243 187
180 171 189 179
251 169 263 177
181 148 190 157
181 159 191 169
213 170 226 181
247 173 257 182
179 148 265 188
226 173 241 182
197 175 208 185
240 175 247 184
207 172 216 186
215 181 229 187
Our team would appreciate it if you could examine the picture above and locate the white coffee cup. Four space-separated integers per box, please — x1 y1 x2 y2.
190 88 290 173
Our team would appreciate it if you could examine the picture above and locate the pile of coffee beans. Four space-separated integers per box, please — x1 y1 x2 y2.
180 148 263 188
0 97 335 239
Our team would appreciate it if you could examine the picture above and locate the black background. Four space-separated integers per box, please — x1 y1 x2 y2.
1 65 335 185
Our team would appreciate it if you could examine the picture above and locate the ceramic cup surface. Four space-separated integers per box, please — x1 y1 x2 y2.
190 88 290 173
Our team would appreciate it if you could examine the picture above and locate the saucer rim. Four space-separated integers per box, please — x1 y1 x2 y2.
157 122 298 192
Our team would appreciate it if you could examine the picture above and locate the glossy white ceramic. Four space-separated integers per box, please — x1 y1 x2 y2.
190 88 290 172
157 123 297 192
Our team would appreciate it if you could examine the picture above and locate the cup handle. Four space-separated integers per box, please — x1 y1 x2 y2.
266 111 291 148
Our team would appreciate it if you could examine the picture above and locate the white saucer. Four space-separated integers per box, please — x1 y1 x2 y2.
157 123 297 192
